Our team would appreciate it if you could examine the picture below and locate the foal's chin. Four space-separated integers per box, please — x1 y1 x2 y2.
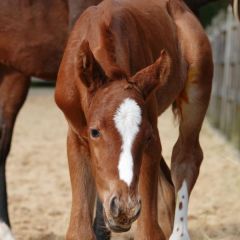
103 203 142 233
106 221 131 233
103 211 132 233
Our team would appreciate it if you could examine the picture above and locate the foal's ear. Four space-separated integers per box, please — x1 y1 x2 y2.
77 40 108 92
130 50 171 100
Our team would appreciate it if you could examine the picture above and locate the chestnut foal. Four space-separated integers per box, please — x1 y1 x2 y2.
55 0 213 239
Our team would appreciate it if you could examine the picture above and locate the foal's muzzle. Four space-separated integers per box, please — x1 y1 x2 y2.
104 195 141 232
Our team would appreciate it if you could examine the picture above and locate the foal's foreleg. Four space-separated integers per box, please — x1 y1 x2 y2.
135 133 168 240
0 67 30 233
67 129 96 240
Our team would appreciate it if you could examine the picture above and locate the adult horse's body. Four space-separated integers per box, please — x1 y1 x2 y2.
55 0 213 239
0 0 102 238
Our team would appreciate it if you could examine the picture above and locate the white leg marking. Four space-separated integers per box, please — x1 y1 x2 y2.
114 98 142 186
233 0 240 21
0 221 15 240
169 180 190 240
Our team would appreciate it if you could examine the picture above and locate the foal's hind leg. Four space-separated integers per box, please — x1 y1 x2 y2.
169 64 212 239
167 1 213 238
0 66 30 234
158 156 175 238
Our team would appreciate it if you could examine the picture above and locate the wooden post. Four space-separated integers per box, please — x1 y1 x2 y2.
207 7 240 149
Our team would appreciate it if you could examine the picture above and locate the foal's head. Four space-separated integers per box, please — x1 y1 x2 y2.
77 41 170 232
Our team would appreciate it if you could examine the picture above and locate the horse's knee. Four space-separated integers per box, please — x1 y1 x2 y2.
171 140 203 192
172 139 203 165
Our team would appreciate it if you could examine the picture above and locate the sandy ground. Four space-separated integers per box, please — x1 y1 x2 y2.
6 87 240 240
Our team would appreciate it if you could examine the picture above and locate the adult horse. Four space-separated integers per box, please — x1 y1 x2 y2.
55 0 213 240
0 0 103 239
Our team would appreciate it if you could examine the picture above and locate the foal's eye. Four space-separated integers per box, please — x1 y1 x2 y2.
90 129 100 138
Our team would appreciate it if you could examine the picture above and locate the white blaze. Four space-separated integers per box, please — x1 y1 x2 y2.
114 98 142 186
0 221 15 240
170 180 190 240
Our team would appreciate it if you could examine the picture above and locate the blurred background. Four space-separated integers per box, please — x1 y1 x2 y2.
206 4 240 150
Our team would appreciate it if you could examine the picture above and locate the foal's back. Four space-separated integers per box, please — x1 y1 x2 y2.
64 0 186 115
69 0 183 76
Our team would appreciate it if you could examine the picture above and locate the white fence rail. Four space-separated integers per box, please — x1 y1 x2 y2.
207 7 240 149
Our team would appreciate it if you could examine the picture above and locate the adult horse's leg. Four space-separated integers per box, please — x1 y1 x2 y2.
135 130 174 240
0 66 30 237
67 129 96 240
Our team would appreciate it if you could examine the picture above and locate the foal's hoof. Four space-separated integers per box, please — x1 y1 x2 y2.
0 221 15 240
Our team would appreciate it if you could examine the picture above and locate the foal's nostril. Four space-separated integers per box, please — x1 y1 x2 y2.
110 196 120 218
